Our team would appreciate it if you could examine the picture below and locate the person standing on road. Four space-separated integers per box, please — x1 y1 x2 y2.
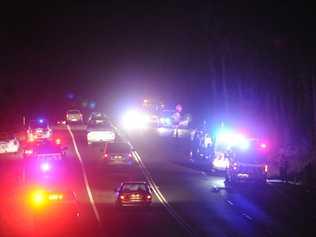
191 131 200 160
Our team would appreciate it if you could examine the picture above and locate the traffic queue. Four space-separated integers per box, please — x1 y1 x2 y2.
0 100 272 232
0 110 154 233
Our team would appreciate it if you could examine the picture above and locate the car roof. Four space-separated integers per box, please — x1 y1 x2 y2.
67 109 81 113
121 181 148 185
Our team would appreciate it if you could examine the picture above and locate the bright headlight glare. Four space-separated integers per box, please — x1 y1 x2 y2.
213 158 230 169
122 110 149 129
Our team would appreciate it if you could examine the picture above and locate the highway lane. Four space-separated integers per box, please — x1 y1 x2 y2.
128 130 316 237
0 125 191 237
68 126 190 237
1 124 316 237
0 127 100 237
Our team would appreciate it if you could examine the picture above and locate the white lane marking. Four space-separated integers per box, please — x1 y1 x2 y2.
67 125 101 224
226 200 234 206
133 151 194 235
112 124 194 235
241 213 253 221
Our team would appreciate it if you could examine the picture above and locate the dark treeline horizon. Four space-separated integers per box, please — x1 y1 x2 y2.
0 1 315 148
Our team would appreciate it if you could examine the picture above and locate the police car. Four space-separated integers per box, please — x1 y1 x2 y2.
225 141 269 184
27 119 52 142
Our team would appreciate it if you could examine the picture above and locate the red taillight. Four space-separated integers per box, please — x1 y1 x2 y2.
120 195 125 200
104 153 108 159
25 149 33 155
264 164 268 173
146 195 152 200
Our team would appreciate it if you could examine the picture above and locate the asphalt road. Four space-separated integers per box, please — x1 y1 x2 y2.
0 125 316 237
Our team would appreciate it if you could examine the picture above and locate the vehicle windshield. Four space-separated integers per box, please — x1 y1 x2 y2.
91 113 105 119
67 110 81 115
122 183 147 192
88 121 112 129
107 143 130 153
29 120 49 129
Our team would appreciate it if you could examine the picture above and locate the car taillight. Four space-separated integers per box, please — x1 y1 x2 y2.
30 190 64 207
120 195 125 200
48 193 63 201
146 195 152 200
25 149 33 155
104 153 108 159
264 164 268 173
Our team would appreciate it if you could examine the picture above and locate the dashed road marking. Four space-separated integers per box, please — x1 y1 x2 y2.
241 213 253 221
132 151 194 235
112 125 194 235
67 125 101 224
201 171 207 176
226 200 234 206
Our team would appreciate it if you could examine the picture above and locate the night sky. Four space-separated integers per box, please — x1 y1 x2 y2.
1 1 315 142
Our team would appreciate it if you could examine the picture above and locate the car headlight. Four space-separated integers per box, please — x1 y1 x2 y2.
122 110 149 129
